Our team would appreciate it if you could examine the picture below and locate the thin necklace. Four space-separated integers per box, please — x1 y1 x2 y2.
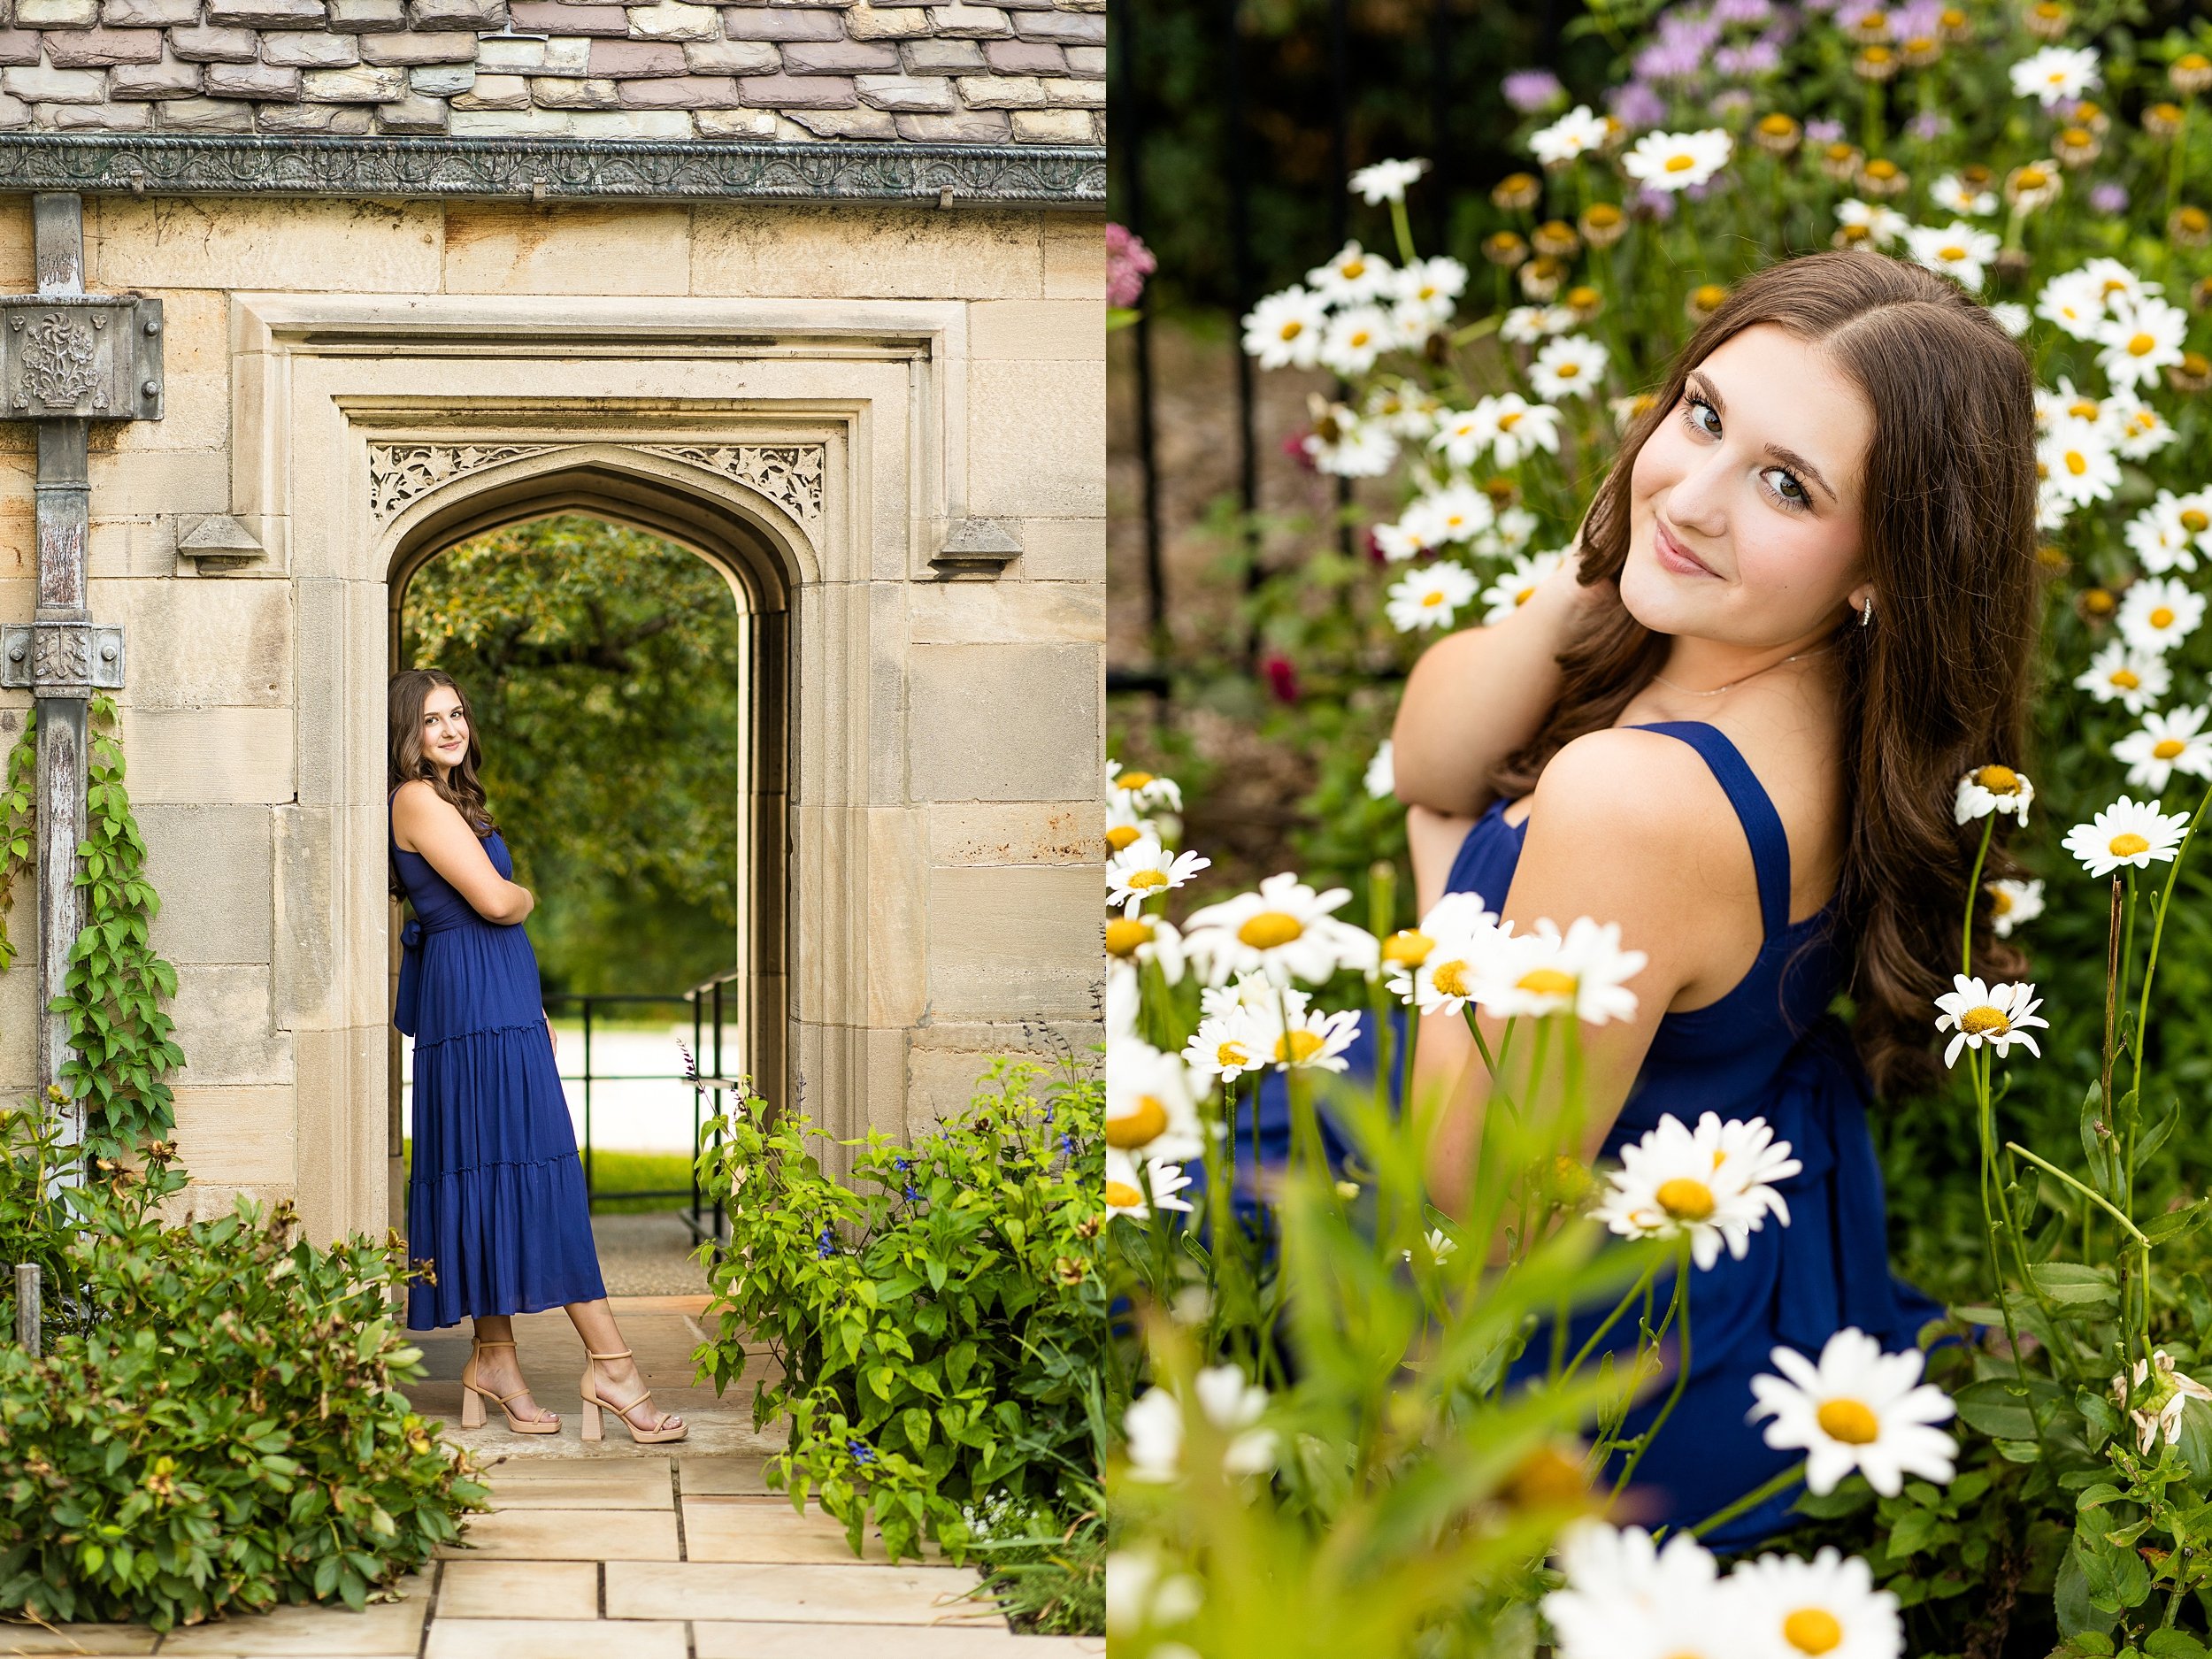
1649 641 1834 698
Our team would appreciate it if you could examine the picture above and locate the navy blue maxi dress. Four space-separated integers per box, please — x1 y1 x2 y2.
391 790 605 1331
1245 719 1943 1549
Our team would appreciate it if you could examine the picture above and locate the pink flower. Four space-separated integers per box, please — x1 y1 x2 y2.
1262 653 1301 704
1107 223 1158 309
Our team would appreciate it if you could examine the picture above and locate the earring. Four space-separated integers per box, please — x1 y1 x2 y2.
1860 595 1874 627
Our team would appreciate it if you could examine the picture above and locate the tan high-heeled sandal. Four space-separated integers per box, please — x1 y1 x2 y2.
458 1337 561 1434
579 1347 687 1444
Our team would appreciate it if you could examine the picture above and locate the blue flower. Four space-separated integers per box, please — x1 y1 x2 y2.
1060 1133 1079 1158
816 1224 837 1260
847 1438 877 1466
893 1156 910 1172
903 1184 922 1202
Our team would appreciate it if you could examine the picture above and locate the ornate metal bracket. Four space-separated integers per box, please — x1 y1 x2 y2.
0 295 162 420
0 622 126 696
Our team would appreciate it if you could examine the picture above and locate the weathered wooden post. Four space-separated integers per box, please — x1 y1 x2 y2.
13 1263 38 1357
0 193 157 1179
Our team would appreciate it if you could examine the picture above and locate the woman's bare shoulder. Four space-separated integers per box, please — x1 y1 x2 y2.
390 780 467 839
1528 726 1734 839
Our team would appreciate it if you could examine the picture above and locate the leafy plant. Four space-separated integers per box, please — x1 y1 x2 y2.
692 1056 1106 1565
0 710 37 974
0 1102 488 1633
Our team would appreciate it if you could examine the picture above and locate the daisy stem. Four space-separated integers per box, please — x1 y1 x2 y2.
1686 1459 1807 1540
2007 1139 2147 1245
1960 814 1995 977
1558 1254 1663 1381
1612 1237 1694 1495
1449 313 1502 349
2168 103 2189 235
1387 196 1418 268
2126 773 2212 1217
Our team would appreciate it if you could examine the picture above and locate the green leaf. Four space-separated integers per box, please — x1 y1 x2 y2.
2030 1262 2119 1306
1954 1378 2047 1440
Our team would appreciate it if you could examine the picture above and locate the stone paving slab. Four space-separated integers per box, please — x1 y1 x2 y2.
154 1588 430 1655
603 1562 991 1625
430 1562 601 1622
674 1452 776 1494
424 1619 689 1659
435 1507 681 1561
0 1627 161 1655
682 1495 893 1563
692 1625 1107 1658
484 1462 675 1509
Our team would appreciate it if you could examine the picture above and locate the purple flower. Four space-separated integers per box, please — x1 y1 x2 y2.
1805 117 1845 143
1060 1132 1079 1158
1891 0 1945 38
1908 111 1947 141
2091 181 2130 213
1634 38 1706 81
1711 0 1772 21
816 1223 837 1260
1607 80 1669 129
1714 44 1745 75
1107 222 1157 311
1503 68 1565 112
847 1439 877 1467
1655 10 1723 50
1633 184 1679 221
1738 37 1781 72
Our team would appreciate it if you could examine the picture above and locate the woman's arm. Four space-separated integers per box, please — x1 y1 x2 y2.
1422 728 1736 1224
1391 534 1606 819
391 781 536 925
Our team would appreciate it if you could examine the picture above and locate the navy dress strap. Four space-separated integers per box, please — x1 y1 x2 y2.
1629 720 1792 939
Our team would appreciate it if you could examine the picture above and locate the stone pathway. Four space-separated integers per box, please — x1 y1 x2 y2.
0 1298 1101 1657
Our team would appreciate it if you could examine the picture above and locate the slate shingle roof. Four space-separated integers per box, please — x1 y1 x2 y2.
0 0 1103 142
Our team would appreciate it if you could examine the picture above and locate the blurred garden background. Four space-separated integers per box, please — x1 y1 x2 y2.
1104 0 2212 1649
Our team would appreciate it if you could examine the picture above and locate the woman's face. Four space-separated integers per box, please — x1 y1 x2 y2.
1618 321 1877 646
419 685 469 771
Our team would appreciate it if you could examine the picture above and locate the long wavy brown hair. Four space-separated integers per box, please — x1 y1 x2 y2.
388 669 496 897
1491 250 2041 1099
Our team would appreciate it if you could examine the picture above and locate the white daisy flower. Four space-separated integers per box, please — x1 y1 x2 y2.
1102 1548 1202 1640
2114 703 2212 794
1303 407 1400 478
1988 301 2031 337
1931 173 1997 216
1621 127 1733 192
1903 221 2001 291
1105 960 1138 1041
1932 974 2048 1068
1105 1148 1194 1221
1109 761 1183 815
2096 294 2189 391
2107 392 2177 461
1240 286 1331 370
1372 517 1437 563
1542 1521 1727 1656
1106 835 1212 916
1306 239 1396 305
1180 871 1381 987
1394 254 1468 312
1528 334 1609 401
1368 381 1447 442
2114 1349 2212 1455
1433 393 1563 470
1478 916 1645 1025
1429 407 1492 470
1244 998 1364 1071
2080 256 2160 310
1318 304 1392 376
2062 795 2191 878
1985 877 2045 939
1386 889 1506 1018
1386 561 1481 634
1349 156 1429 204
2074 641 2170 712
2008 43 2100 107
1729 1547 1903 1659
1105 912 1187 984
1181 1006 1264 1086
1106 794 1154 858
1105 1037 1207 1165
1835 196 1909 248
2033 267 2106 341
1121 1385 1184 1479
1488 504 1541 555
1480 547 1570 624
2124 491 2210 574
1592 1110 1800 1270
1502 303 1564 344
1953 764 2034 826
1190 1364 1276 1474
2035 480 2078 533
1530 103 1610 166
1364 737 1395 800
1417 483 1495 544
2036 415 2120 507
2117 576 2206 655
1748 1327 1957 1496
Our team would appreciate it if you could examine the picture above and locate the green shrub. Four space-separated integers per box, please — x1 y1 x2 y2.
0 1102 488 1632
692 1056 1107 1565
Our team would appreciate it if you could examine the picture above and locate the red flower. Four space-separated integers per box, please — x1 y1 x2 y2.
1263 653 1301 704
1106 223 1158 309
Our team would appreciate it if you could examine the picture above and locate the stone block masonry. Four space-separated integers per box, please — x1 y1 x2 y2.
0 0 1102 137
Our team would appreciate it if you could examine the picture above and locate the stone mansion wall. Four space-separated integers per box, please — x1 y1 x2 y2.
0 190 1105 1244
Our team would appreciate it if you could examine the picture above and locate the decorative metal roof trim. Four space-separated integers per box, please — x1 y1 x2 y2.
0 134 1107 208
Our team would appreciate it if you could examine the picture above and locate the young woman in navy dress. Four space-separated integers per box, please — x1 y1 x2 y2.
1394 251 2038 1545
389 667 687 1444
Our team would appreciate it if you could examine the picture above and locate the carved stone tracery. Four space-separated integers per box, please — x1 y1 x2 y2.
367 440 826 534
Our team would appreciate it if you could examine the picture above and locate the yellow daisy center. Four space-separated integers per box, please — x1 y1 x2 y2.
1784 1608 1846 1655
2017 167 2048 189
1128 869 1170 892
1499 411 1523 431
1974 764 2021 793
1555 362 1580 378
1107 826 1141 854
2110 832 2152 856
1865 157 1898 180
1238 911 1304 949
1515 585 1537 605
1431 959 1473 999
1118 772 1155 789
1106 1096 1170 1149
1939 243 1967 262
2152 606 2177 628
1960 1005 2010 1035
1655 1177 1715 1221
1278 320 1303 341
2155 738 2187 760
1103 1180 1144 1210
2064 450 2087 475
1216 1040 1250 1069
2130 333 2157 356
2068 398 2099 419
1275 1029 1325 1064
1104 918 1153 957
1516 967 1578 998
1382 929 1432 965
2183 510 2210 534
1758 113 1795 136
2111 668 2140 689
1816 1397 1882 1444
1664 152 1695 173
1991 887 2013 915
1342 258 1365 279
